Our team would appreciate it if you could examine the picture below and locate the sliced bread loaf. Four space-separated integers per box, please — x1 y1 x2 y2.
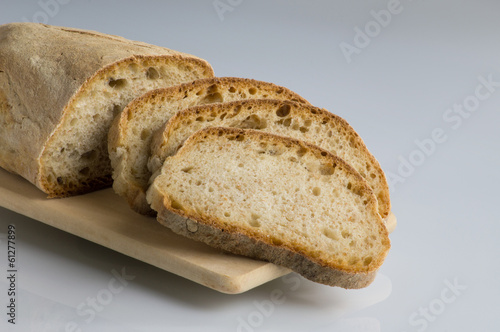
146 127 391 288
0 23 214 197
148 99 390 219
108 77 309 214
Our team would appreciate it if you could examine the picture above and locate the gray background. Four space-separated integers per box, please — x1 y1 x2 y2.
1 0 499 331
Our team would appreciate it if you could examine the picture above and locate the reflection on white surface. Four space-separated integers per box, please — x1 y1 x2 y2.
0 208 391 331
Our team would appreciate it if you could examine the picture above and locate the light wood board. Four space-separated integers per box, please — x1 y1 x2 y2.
0 168 396 294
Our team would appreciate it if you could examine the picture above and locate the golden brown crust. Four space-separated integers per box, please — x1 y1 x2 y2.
130 77 310 113
148 127 390 287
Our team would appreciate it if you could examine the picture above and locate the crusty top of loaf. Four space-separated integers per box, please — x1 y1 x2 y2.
0 23 213 188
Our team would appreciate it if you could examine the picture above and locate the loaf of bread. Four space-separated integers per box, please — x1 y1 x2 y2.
0 23 214 197
108 77 309 215
146 127 391 288
148 99 391 219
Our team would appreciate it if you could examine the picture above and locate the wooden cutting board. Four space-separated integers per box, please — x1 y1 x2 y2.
0 168 396 294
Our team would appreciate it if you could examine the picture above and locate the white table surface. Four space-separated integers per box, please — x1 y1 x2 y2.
1 1 499 331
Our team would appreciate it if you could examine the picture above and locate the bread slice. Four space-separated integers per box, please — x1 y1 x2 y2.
0 23 214 197
108 77 309 215
148 99 390 219
146 127 391 288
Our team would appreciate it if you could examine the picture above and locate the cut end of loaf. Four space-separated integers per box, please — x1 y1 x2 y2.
147 127 390 287
38 55 213 197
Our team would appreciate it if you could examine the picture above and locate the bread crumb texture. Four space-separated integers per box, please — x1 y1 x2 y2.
149 128 390 277
40 57 210 196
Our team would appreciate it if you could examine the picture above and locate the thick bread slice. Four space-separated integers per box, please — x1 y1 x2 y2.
146 127 391 288
108 77 309 215
0 23 214 197
149 99 391 219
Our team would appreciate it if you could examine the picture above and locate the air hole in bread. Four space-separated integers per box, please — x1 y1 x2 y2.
282 118 292 127
319 163 335 176
56 177 63 185
228 86 236 93
70 118 78 126
322 228 339 241
200 92 223 104
146 67 160 79
363 257 373 266
195 89 204 96
239 115 267 130
248 87 257 95
348 257 359 266
349 137 356 148
128 63 139 73
236 134 245 142
181 166 194 174
238 163 244 167
347 182 352 190
296 147 308 158
248 213 261 227
370 173 376 179
276 104 291 117
108 78 127 89
195 180 202 186
312 187 321 196
170 198 185 211
208 187 214 192
299 126 308 133
140 129 150 140
304 119 312 127
292 123 300 130
341 230 351 239
220 113 227 120
289 156 297 163
224 212 231 218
